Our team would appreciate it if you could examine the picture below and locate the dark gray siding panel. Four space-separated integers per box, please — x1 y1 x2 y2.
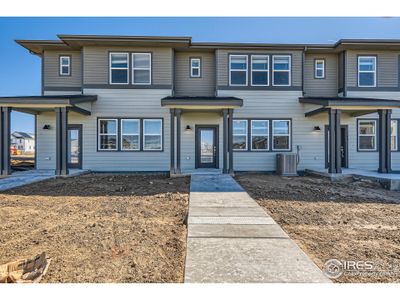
174 51 216 96
347 50 399 88
304 53 338 97
338 52 344 91
83 46 173 86
43 50 82 88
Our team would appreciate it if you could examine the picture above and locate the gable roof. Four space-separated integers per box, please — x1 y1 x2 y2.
12 131 34 139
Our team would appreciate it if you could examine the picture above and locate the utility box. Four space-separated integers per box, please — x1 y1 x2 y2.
276 153 298 176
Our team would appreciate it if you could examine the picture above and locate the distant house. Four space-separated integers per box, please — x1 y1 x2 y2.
11 132 35 154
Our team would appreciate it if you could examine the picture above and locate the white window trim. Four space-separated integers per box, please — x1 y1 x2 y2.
229 55 248 86
98 118 118 151
272 120 291 151
109 52 129 85
132 53 152 85
314 59 325 79
232 120 248 151
250 120 269 151
357 56 376 87
59 56 70 76
120 119 140 151
272 55 291 87
190 58 201 78
357 119 377 151
143 119 163 151
251 55 269 86
391 120 398 151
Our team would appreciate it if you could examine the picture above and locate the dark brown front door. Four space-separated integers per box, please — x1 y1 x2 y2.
68 125 82 169
196 126 218 168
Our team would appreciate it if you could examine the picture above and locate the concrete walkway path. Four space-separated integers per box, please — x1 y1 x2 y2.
184 174 330 283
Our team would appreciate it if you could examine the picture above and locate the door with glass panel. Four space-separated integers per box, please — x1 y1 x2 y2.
195 126 218 168
67 125 82 169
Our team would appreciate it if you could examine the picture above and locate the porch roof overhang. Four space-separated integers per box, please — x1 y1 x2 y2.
0 95 97 115
299 96 400 117
161 96 243 110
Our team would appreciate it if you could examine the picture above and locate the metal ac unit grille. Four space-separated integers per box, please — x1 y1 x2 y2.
276 153 298 176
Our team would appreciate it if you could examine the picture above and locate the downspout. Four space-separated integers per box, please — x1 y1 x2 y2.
302 46 307 96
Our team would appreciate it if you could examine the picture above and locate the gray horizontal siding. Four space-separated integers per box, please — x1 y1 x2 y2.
43 50 82 88
216 49 303 88
304 53 338 97
346 50 399 88
83 46 173 86
174 51 216 96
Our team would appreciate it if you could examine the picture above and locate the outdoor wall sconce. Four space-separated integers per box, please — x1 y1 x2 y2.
43 124 51 130
184 125 193 133
313 126 321 132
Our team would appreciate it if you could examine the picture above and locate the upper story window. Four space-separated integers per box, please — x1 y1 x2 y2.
98 119 118 150
251 55 269 86
358 56 376 87
190 58 201 78
121 119 140 151
229 55 248 86
59 56 70 76
132 53 151 85
233 120 248 150
272 120 291 150
272 55 291 86
358 120 376 151
314 59 325 79
109 53 129 84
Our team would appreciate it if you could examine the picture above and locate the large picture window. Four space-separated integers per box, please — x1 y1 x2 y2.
229 55 248 86
272 120 291 150
121 119 140 150
251 120 269 150
358 120 377 151
391 120 398 151
143 119 162 150
251 55 269 86
272 55 291 86
233 120 248 150
132 53 151 84
109 53 129 84
98 119 118 150
358 56 376 87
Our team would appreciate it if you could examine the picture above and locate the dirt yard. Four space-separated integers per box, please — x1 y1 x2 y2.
0 174 190 283
236 174 400 283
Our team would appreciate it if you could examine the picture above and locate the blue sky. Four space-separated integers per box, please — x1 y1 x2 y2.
1 17 400 133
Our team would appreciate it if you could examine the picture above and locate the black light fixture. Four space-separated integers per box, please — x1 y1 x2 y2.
313 126 321 132
43 124 51 130
184 125 193 133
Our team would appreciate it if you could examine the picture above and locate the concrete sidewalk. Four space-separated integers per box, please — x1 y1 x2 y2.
184 174 330 283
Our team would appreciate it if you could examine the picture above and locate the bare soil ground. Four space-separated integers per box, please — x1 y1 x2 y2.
236 174 400 283
0 174 190 283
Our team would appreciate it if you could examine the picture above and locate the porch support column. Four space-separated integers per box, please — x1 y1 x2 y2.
228 109 234 174
378 109 391 173
0 107 11 176
55 107 69 176
175 109 181 174
328 108 342 174
222 109 228 174
169 109 175 175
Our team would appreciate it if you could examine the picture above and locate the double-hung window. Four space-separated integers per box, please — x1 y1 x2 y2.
314 59 325 79
251 55 269 86
229 55 248 86
110 53 129 84
251 120 269 150
391 120 398 151
190 58 201 77
143 119 162 150
59 56 70 76
121 119 140 151
233 120 248 150
132 53 151 84
272 55 291 86
358 56 376 87
98 119 118 150
272 120 291 150
358 120 377 151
